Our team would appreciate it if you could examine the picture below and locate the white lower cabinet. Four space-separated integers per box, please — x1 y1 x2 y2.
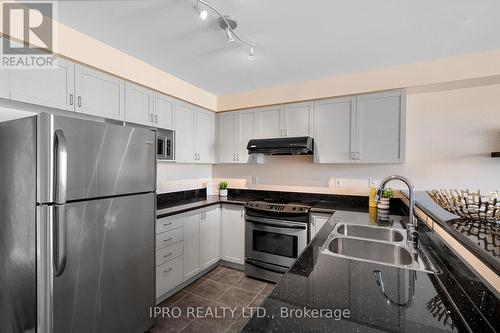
183 211 201 280
200 207 221 269
309 213 332 240
156 205 225 302
156 256 183 299
221 205 245 265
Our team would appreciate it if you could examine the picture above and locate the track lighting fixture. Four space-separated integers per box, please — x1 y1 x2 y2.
195 0 256 59
225 27 235 42
199 8 208 20
248 46 255 60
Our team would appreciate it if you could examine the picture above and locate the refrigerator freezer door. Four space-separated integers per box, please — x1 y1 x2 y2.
45 192 155 333
0 116 37 333
37 113 156 203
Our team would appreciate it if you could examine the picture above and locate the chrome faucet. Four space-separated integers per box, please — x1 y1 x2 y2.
377 175 418 249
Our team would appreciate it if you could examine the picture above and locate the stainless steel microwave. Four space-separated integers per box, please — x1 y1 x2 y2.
157 129 174 161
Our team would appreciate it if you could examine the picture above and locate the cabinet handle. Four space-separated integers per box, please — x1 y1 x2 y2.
233 154 236 162
237 153 239 161
164 237 173 242
163 252 172 258
241 209 244 218
163 268 172 274
155 114 158 124
69 94 74 106
77 96 82 108
163 222 172 227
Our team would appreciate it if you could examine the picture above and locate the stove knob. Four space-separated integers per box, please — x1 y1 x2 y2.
299 207 304 211
292 207 296 211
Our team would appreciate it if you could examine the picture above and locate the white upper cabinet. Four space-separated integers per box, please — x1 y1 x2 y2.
218 112 237 163
154 92 175 130
200 207 220 269
217 109 257 164
174 101 196 163
314 97 356 163
355 91 406 163
257 105 283 138
9 58 74 111
236 109 257 163
125 82 154 126
313 91 405 163
0 69 10 99
74 65 125 120
283 101 314 137
195 108 215 163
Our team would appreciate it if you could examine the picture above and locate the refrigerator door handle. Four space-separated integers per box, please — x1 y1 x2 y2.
54 130 68 204
53 205 67 276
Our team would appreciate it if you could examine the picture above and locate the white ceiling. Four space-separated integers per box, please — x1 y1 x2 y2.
58 0 500 95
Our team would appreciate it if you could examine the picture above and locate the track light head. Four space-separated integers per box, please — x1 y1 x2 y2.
198 8 208 20
225 27 235 42
248 46 255 60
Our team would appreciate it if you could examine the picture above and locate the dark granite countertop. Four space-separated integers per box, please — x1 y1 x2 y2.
156 189 405 218
242 210 497 333
401 191 499 276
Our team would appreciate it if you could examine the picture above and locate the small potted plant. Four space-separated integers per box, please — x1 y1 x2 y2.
377 188 393 210
218 181 228 197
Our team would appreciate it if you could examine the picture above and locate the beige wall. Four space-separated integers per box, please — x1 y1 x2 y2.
217 50 500 111
213 83 500 194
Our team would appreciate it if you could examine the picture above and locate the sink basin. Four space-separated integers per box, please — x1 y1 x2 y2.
326 236 414 266
335 223 404 242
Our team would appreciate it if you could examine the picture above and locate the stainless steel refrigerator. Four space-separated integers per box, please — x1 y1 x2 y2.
0 112 156 333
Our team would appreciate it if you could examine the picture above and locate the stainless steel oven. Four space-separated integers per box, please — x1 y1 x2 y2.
245 200 310 282
157 129 174 161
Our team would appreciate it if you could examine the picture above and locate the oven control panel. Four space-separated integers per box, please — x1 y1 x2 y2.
246 201 310 213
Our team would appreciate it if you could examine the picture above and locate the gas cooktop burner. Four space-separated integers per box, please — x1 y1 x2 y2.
246 198 311 213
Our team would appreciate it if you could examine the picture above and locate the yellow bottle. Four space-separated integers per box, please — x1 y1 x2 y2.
369 187 378 208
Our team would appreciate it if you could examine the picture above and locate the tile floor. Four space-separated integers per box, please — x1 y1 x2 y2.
149 266 275 333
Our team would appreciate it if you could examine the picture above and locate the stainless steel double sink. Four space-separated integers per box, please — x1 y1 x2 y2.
321 222 438 273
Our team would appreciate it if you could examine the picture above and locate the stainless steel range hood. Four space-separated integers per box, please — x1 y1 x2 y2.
247 136 314 155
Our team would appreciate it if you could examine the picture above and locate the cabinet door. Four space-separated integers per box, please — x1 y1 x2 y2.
284 102 314 137
183 212 200 280
0 68 10 99
257 106 283 138
125 82 153 126
75 65 125 120
195 108 215 163
313 97 356 163
236 110 257 163
174 101 195 163
200 207 220 269
9 58 74 110
218 112 236 163
356 91 405 163
154 93 174 130
221 205 245 265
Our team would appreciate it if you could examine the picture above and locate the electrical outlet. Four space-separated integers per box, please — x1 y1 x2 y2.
369 179 379 188
335 178 343 188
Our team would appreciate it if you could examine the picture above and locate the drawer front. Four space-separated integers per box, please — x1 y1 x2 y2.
156 241 183 266
156 256 183 299
156 215 183 235
156 227 183 250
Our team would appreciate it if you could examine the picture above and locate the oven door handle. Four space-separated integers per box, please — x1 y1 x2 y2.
245 259 289 274
246 217 307 230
